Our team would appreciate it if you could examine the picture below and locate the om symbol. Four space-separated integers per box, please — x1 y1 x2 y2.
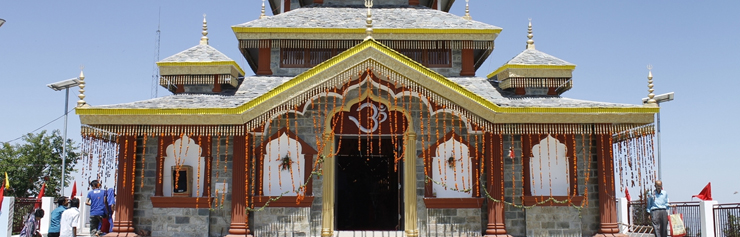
348 103 387 133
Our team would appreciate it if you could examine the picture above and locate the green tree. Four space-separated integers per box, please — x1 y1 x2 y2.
726 214 740 237
0 130 80 197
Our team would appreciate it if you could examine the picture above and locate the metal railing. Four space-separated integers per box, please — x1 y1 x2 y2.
12 198 41 234
672 201 701 236
714 203 740 237
628 200 701 236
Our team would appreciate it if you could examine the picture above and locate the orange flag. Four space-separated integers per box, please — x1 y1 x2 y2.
34 183 46 209
625 189 631 202
692 182 712 201
0 184 5 213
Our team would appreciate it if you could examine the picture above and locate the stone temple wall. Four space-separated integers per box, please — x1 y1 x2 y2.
502 135 601 237
132 136 234 237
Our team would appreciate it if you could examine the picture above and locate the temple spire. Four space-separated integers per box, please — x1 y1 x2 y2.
260 0 266 19
200 14 209 45
77 66 88 107
364 0 373 40
462 0 472 20
526 18 535 50
646 65 657 105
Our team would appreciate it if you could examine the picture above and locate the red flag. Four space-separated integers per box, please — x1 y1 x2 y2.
71 181 77 198
508 147 515 159
34 183 46 209
692 182 712 201
625 189 631 202
0 184 5 213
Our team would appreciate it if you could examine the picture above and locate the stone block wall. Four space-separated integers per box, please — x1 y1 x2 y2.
424 208 482 236
254 207 311 236
208 136 234 237
502 135 601 237
151 208 210 237
133 137 158 234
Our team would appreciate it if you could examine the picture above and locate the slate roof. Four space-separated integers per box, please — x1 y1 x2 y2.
159 44 236 63
233 5 500 30
504 48 574 66
447 77 638 108
97 76 638 109
97 77 292 109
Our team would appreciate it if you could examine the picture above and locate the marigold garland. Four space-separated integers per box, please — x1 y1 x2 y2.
141 134 148 188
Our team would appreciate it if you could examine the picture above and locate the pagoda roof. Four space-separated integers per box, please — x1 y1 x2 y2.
157 44 246 76
95 76 638 110
505 48 574 66
233 5 501 31
160 44 235 63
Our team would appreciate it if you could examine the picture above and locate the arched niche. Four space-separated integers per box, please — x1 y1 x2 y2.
162 135 206 197
529 135 569 196
255 127 316 207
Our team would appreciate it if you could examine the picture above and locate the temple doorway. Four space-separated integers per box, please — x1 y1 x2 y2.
335 136 404 231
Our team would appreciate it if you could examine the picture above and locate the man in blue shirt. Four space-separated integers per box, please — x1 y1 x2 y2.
47 196 68 237
646 180 670 237
86 180 106 236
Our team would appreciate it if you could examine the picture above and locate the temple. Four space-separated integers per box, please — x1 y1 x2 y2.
76 1 659 236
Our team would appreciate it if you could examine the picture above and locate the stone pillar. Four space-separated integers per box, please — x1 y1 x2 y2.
111 135 138 236
700 200 718 237
594 134 626 237
484 133 511 237
404 133 418 237
257 39 273 75
460 41 475 76
226 135 252 237
320 133 335 237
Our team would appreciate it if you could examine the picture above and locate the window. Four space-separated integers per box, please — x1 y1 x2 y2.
398 48 451 68
281 48 336 68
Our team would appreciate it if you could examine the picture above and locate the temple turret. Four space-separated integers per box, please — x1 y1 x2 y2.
157 15 245 94
487 20 576 96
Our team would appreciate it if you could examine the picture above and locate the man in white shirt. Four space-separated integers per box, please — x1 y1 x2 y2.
60 198 80 237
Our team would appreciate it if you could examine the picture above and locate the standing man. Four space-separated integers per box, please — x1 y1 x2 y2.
48 196 68 237
647 180 670 237
60 198 80 237
86 180 105 236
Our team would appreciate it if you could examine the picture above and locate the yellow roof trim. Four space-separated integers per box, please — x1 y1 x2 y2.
78 40 657 116
231 27 502 35
156 61 246 76
487 64 577 79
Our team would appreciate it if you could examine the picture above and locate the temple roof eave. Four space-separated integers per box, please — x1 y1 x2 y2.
77 40 657 126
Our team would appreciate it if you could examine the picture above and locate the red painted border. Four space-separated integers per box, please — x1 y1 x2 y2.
150 196 213 208
252 196 315 208
423 198 484 209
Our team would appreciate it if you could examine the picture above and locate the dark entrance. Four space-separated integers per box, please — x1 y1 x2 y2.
335 136 403 231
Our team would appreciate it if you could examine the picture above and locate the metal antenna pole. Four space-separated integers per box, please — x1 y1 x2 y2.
62 87 69 195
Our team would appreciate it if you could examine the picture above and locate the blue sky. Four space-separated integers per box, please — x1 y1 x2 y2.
1 1 738 202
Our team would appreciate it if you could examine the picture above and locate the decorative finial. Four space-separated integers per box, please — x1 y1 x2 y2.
526 18 535 50
462 0 472 20
646 65 657 105
200 14 209 45
364 0 373 41
260 0 266 19
77 65 88 107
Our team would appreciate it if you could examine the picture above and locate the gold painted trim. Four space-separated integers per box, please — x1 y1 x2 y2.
231 27 502 35
78 40 657 118
486 64 577 79
156 61 246 76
